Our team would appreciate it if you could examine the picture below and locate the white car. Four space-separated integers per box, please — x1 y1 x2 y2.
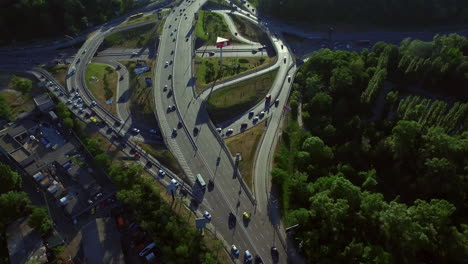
231 245 240 256
171 178 179 186
245 250 253 261
66 99 72 104
91 101 97 106
216 128 222 133
132 128 140 133
259 111 265 118
203 210 212 221
163 84 168 91
139 242 156 257
131 51 138 55
165 61 169 67
158 169 166 176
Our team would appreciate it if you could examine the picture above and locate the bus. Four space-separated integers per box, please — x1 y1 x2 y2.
196 173 206 188
129 13 144 20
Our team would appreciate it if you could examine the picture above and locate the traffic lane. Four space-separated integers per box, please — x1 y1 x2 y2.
195 50 265 58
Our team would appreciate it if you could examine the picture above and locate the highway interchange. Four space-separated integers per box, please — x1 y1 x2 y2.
3 0 463 263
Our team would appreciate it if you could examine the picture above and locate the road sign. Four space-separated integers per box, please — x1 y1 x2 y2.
216 37 230 48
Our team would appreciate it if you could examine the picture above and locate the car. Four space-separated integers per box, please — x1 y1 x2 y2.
171 50 174 55
165 61 169 67
259 111 265 118
76 58 81 64
173 38 176 42
149 129 157 134
145 161 152 168
241 122 248 129
275 99 280 107
283 57 287 63
171 105 176 111
172 128 177 136
171 178 179 186
254 255 263 263
79 107 84 113
158 169 166 177
132 128 140 133
216 127 222 133
281 44 284 49
226 128 234 135
168 24 171 28
271 247 279 262
177 121 183 129
248 111 254 118
119 75 124 81
245 250 253 262
203 210 212 221
169 60 173 65
94 192 103 201
252 117 259 123
231 245 240 256
91 100 97 106
209 51 215 56
168 74 172 79
170 31 174 36
287 75 291 83
174 28 177 32
265 94 272 102
193 127 199 136
67 99 72 104
82 49 87 54
54 87 60 92
73 103 78 108
75 92 79 97
131 51 138 55
243 212 250 219
139 242 156 257
134 152 141 158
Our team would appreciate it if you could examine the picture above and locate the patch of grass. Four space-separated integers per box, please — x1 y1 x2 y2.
229 14 267 43
137 142 184 178
205 0 232 9
194 56 274 94
85 63 118 115
43 65 69 87
103 22 160 48
121 60 159 129
0 73 45 120
82 124 127 162
207 69 278 124
248 0 259 8
118 14 157 27
226 121 266 190
195 10 237 45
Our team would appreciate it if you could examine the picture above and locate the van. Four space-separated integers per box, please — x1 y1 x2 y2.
196 173 206 188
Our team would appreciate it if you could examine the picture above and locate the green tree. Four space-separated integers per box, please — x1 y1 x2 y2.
0 191 31 229
0 162 22 194
28 207 52 235
85 138 104 156
94 153 110 169
0 95 13 121
11 75 32 94
62 117 74 128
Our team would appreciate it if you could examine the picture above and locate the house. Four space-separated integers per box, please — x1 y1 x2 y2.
6 217 47 264
33 94 55 113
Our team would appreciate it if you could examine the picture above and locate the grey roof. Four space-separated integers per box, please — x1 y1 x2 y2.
6 217 47 264
81 218 125 264
33 94 54 112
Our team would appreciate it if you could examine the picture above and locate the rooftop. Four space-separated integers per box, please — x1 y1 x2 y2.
81 218 125 264
33 94 55 112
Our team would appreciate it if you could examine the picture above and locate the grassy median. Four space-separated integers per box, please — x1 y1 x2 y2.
194 56 274 94
103 21 164 48
120 60 159 129
207 69 278 124
195 10 236 45
137 142 184 178
85 63 118 115
226 121 266 190
43 65 69 87
229 14 267 43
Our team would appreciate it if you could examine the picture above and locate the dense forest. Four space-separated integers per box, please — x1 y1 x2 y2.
260 0 468 27
0 0 137 44
274 34 468 263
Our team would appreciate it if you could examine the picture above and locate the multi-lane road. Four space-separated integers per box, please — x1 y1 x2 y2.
153 0 298 263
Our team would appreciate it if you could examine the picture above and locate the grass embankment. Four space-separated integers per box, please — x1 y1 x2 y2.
195 10 237 45
0 73 44 120
118 14 157 27
226 121 266 190
137 142 184 178
207 69 278 124
85 63 118 115
229 14 267 43
205 0 232 8
103 21 164 48
120 60 158 129
247 0 259 8
194 56 273 94
43 65 69 87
